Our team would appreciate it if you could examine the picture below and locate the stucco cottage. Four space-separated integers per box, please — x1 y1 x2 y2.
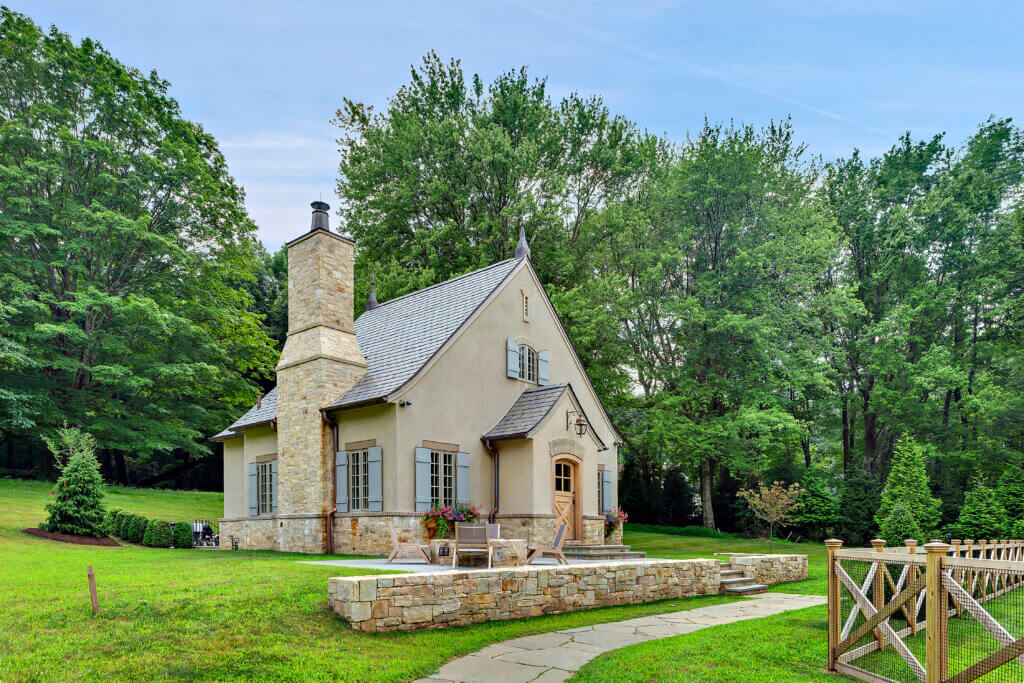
214 201 622 554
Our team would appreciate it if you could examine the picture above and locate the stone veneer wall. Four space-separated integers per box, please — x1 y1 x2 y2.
730 554 808 584
224 514 625 554
329 559 722 632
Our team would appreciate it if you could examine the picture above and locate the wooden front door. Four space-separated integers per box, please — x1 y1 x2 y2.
553 458 578 540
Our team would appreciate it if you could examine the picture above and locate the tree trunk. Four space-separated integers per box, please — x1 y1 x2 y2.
801 438 812 469
841 396 850 472
114 451 129 485
700 458 716 529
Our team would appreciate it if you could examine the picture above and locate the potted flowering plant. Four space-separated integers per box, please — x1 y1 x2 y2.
604 506 628 537
422 503 481 539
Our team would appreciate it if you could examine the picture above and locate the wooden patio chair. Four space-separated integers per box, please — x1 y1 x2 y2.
386 521 431 564
452 523 491 568
526 523 568 565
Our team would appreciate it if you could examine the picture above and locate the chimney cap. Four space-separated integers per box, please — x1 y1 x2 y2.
310 200 330 231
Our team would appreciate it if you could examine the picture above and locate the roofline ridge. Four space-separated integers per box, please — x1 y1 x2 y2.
358 258 519 314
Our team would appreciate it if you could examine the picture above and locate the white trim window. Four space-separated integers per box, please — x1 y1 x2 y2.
349 448 370 511
430 450 455 507
597 470 605 513
257 462 274 515
520 345 538 383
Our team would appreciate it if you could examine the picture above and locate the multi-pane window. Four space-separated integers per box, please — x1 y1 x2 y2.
520 345 538 384
555 462 572 493
257 461 274 515
597 471 605 513
430 450 455 507
349 449 369 511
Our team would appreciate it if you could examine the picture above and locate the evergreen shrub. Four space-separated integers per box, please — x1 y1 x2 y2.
105 508 125 536
172 522 194 549
143 520 173 548
41 428 106 536
123 513 148 543
837 465 881 546
951 480 1008 539
876 436 941 533
879 502 923 546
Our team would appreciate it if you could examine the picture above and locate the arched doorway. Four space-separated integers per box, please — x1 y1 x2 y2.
552 456 580 540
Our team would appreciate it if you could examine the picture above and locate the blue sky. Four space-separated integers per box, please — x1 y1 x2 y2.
18 1 1024 249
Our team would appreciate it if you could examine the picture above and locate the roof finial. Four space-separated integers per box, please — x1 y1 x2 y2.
365 273 379 311
514 225 531 260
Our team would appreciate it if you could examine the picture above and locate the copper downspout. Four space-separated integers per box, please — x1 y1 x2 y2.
321 409 338 555
481 437 500 524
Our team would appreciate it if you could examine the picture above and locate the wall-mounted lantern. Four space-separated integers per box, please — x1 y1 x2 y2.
566 410 588 438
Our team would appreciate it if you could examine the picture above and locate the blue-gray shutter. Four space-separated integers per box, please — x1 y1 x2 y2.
415 447 432 511
456 451 471 505
537 350 549 385
367 446 383 512
506 338 520 379
335 450 349 513
248 462 258 516
270 460 277 514
602 469 613 513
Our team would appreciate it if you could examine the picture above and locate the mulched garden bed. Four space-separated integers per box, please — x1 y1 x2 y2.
21 528 121 546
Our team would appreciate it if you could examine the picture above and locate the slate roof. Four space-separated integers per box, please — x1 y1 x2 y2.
325 257 521 409
212 387 277 441
483 383 606 449
483 384 568 441
214 257 523 439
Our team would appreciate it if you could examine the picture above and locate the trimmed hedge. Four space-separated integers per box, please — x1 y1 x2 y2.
121 513 148 543
172 522 193 549
143 520 173 548
105 508 125 536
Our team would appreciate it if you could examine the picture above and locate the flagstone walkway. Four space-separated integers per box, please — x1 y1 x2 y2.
415 592 826 683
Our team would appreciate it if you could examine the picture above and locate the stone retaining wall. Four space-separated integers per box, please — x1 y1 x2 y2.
329 559 721 632
730 554 807 585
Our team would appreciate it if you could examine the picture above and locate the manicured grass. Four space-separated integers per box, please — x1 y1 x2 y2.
0 480 743 681
573 604 834 682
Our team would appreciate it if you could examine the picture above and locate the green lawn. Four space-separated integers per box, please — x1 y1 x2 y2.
1 479 752 681
569 528 834 681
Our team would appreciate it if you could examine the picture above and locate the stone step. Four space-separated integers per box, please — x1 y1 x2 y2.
724 583 769 595
563 545 633 552
719 576 756 586
718 561 731 567
720 569 745 578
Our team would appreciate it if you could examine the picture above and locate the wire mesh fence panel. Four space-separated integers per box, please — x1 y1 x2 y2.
942 557 1024 683
828 541 1024 683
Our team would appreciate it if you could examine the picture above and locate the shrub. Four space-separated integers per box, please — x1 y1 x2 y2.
996 466 1024 522
105 508 125 536
173 522 194 549
837 465 881 546
876 436 941 534
950 480 1008 539
122 513 148 543
879 502 923 547
143 520 173 548
793 469 840 541
41 428 107 536
1012 519 1024 539
626 523 736 539
115 511 134 538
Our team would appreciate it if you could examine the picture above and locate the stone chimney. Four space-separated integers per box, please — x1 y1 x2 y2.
275 200 366 553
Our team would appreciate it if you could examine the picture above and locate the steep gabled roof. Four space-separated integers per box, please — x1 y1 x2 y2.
211 387 277 441
326 257 522 409
483 382 606 449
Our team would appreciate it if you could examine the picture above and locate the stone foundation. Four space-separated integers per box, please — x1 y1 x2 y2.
219 517 277 550
332 514 425 555
604 524 624 545
729 554 808 584
328 559 722 632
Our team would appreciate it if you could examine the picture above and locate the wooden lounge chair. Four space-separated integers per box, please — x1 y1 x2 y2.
452 523 492 568
526 523 568 565
386 521 431 564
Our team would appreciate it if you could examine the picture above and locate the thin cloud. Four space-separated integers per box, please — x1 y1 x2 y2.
505 0 892 138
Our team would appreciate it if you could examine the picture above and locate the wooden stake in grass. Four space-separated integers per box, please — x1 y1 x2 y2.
87 565 99 614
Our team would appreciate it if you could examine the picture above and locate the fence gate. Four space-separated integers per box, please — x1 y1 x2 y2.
827 539 1024 683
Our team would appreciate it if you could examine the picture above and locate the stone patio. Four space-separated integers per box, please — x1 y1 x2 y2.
415 592 827 682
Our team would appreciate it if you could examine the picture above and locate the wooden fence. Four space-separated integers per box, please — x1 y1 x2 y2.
827 538 1024 683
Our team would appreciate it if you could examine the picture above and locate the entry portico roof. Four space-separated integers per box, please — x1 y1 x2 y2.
484 383 606 449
